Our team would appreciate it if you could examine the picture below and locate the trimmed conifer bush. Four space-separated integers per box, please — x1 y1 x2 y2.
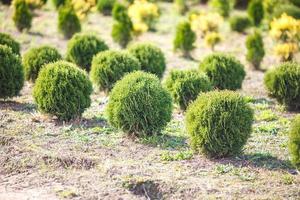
185 90 254 158
199 53 246 90
97 0 116 15
0 45 24 99
247 0 264 26
0 32 20 55
164 69 212 110
229 15 252 33
66 34 109 71
209 0 233 18
33 61 92 120
264 62 300 110
90 50 140 92
246 31 265 70
111 3 133 48
58 6 81 39
289 115 300 170
128 43 166 78
23 46 62 82
106 71 173 136
12 0 32 32
173 21 196 58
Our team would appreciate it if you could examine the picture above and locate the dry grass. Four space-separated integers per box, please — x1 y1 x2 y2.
0 2 300 200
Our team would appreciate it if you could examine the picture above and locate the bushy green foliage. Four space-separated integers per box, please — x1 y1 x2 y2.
97 0 116 15
0 45 24 99
264 62 300 110
106 71 173 136
23 46 62 82
229 15 252 33
52 0 66 9
90 50 141 92
128 43 166 78
66 33 108 71
247 0 264 26
0 32 20 55
210 0 233 18
185 90 254 158
290 0 300 7
173 21 196 58
111 3 133 48
174 0 188 15
164 69 212 110
246 31 265 70
58 6 81 39
289 115 300 170
272 4 300 19
12 0 32 32
199 53 246 90
33 61 92 120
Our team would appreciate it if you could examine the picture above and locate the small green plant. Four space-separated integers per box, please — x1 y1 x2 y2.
106 71 173 136
229 15 252 33
247 0 264 26
164 69 212 110
23 46 62 82
185 90 254 157
272 4 300 20
173 21 196 58
90 50 141 92
199 53 246 90
209 0 234 18
97 0 115 15
288 115 300 170
128 43 166 78
161 150 193 161
0 45 24 99
0 32 20 55
58 6 81 39
66 33 109 71
111 3 133 48
33 61 93 120
12 0 32 32
264 62 300 110
246 31 265 70
255 109 278 122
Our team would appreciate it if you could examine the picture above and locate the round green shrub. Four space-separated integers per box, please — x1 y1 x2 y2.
23 46 62 82
164 69 212 110
0 45 24 99
246 31 265 70
107 71 173 136
199 53 246 90
0 32 20 55
66 34 109 71
289 115 300 170
111 3 133 48
173 21 196 58
209 0 233 18
97 0 116 15
247 0 264 26
58 6 81 39
229 15 252 33
185 90 254 158
264 62 300 110
33 61 92 120
12 0 32 32
272 4 300 19
52 0 66 9
128 43 166 78
90 50 140 92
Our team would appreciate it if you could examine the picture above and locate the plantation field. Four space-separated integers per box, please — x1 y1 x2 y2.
1 2 300 200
